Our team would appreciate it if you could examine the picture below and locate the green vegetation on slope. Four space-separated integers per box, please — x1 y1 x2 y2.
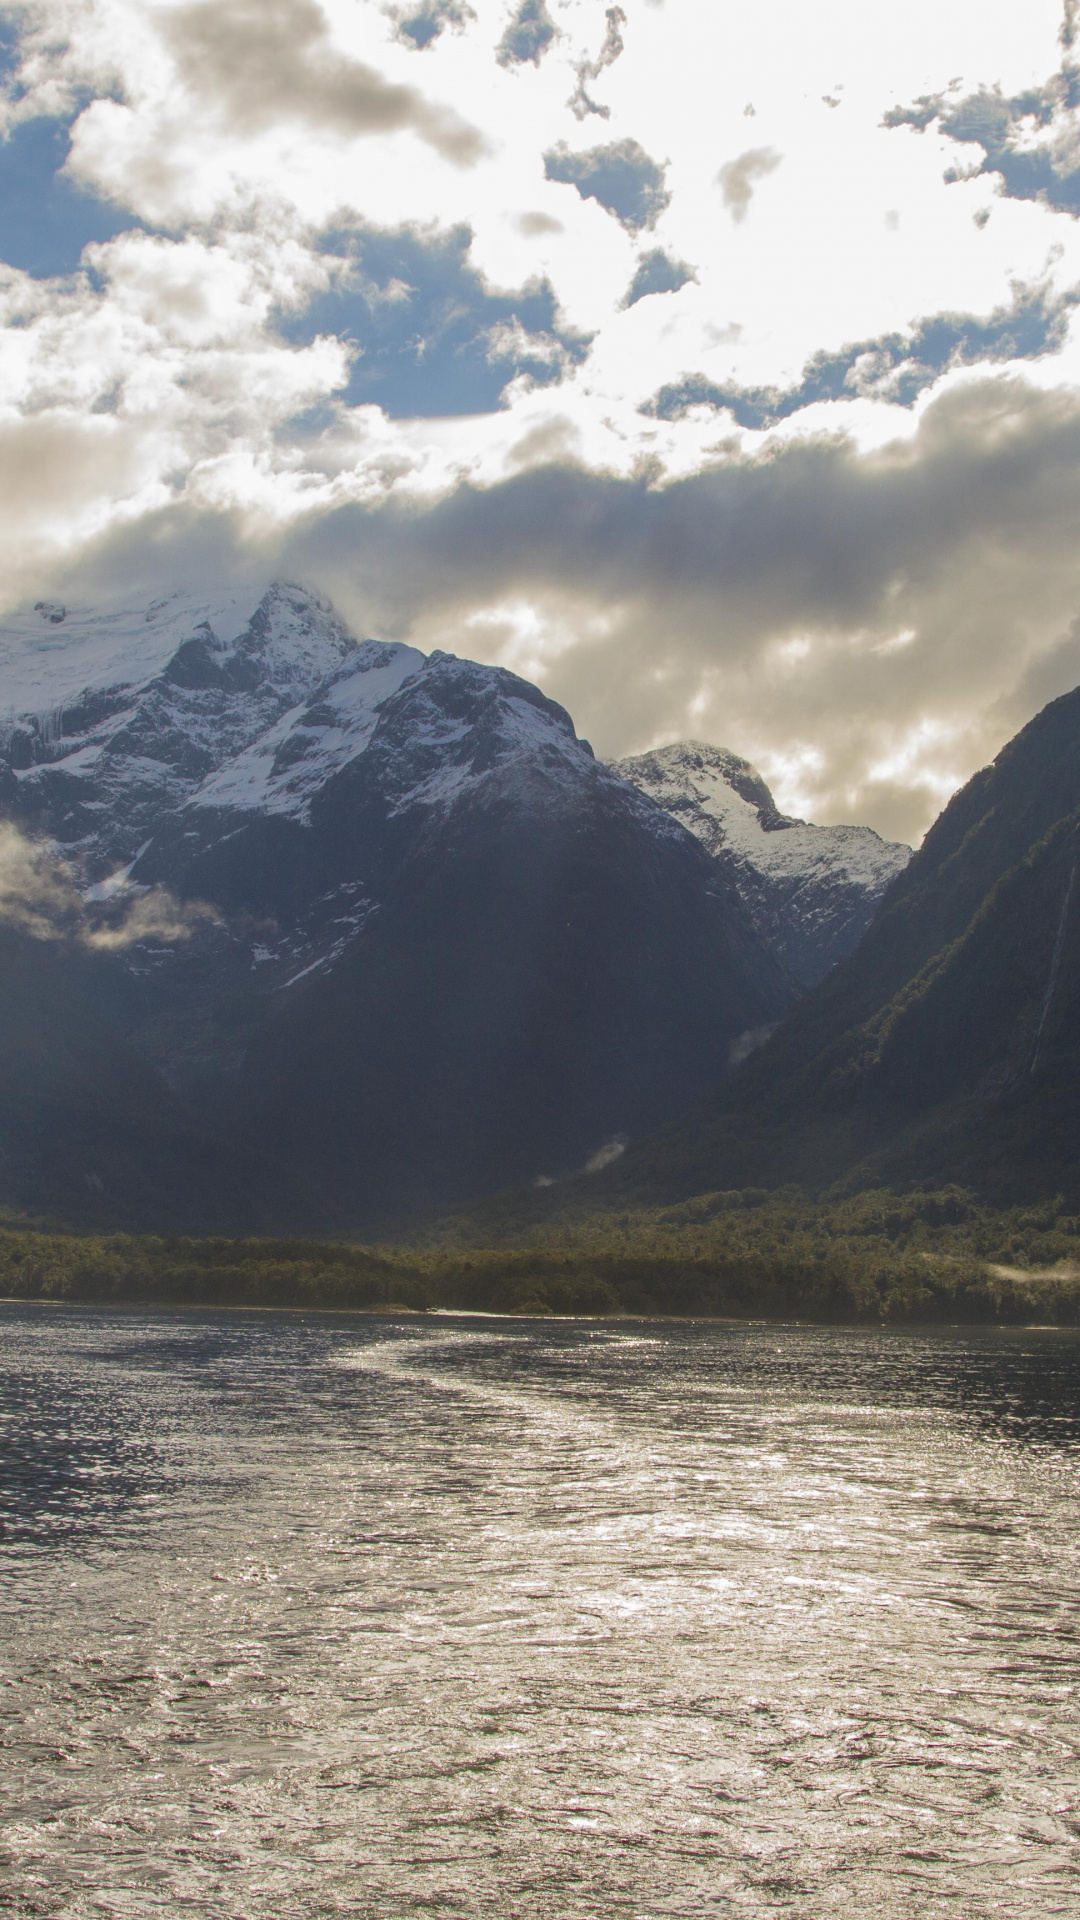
4 1185 1080 1324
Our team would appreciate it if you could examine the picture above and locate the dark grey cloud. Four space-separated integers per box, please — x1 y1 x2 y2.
622 249 695 307
394 1 475 51
279 223 590 416
884 65 1080 218
61 376 1080 843
646 280 1078 426
717 146 781 222
568 6 626 121
543 138 670 231
165 0 485 165
496 0 557 69
0 115 143 277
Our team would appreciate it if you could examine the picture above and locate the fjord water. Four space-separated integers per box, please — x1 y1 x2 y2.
2 1308 1078 1918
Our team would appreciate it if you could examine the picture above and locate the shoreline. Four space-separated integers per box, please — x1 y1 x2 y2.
0 1294 1071 1332
4 1202 1080 1328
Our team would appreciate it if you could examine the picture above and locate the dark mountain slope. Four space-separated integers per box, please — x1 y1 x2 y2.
218 658 793 1226
0 586 796 1230
570 685 1080 1211
0 926 282 1232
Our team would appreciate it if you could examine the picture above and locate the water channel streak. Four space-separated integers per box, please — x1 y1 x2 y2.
1 1307 1079 1916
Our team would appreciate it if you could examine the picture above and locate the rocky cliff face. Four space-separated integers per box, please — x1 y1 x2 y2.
0 583 796 1228
613 742 911 988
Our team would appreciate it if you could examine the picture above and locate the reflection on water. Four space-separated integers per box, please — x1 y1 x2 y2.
1 1306 1079 1917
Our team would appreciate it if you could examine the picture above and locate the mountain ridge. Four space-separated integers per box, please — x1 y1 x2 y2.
613 740 911 988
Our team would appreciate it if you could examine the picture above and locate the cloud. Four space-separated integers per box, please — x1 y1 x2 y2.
0 408 171 552
514 210 563 237
280 222 590 416
58 372 1080 846
0 822 217 949
583 1135 627 1174
81 888 219 952
0 225 350 583
543 138 670 231
0 821 80 942
647 279 1079 425
729 1023 777 1067
717 146 781 222
534 1133 627 1184
164 0 486 165
496 0 557 70
622 248 695 307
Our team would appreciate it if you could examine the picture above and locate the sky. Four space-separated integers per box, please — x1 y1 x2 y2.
4 2 1080 838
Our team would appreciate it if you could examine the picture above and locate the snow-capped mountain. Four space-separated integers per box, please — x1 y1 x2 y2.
2 581 362 867
0 583 795 1229
613 742 911 988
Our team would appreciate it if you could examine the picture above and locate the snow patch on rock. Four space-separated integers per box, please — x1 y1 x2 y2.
191 639 425 822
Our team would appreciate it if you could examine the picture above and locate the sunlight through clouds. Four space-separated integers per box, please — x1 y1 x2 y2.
1 0 1079 835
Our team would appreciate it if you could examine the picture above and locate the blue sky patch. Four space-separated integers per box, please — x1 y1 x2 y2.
0 17 20 82
497 1 557 68
282 223 590 417
885 69 1080 218
623 249 695 307
544 137 670 230
0 116 139 277
646 282 1079 426
395 1 474 50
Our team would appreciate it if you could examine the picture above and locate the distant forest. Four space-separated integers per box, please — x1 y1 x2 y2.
3 1186 1080 1325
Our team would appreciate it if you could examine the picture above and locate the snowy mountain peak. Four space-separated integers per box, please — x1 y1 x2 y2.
0 579 364 870
189 635 425 823
614 739 912 988
211 580 357 702
2 582 269 716
613 740 801 847
636 740 797 833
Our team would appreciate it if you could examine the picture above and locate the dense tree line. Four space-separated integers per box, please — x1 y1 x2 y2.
2 1186 1080 1323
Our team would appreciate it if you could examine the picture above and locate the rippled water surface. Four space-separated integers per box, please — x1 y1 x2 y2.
2 1307 1080 1917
